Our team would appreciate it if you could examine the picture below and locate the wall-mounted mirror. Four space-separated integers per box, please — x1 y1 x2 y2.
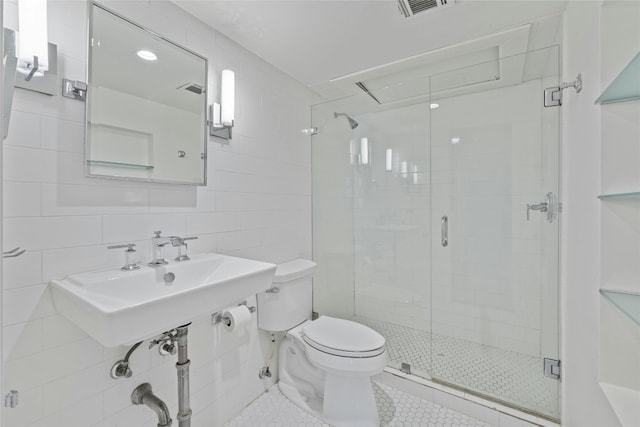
87 3 207 185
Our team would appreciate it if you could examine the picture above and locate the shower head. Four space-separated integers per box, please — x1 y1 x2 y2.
334 112 358 129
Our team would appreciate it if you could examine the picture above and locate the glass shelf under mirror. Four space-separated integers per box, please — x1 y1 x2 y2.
86 160 154 169
596 51 640 104
598 191 640 200
600 289 640 326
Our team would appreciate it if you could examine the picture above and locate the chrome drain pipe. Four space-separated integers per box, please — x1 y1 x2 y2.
175 324 192 427
131 383 172 427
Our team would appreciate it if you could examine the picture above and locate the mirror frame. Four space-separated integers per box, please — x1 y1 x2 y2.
85 2 208 186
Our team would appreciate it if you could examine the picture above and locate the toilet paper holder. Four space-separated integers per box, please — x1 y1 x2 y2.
211 300 256 326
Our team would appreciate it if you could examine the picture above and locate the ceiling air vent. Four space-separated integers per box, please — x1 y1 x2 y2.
397 0 455 18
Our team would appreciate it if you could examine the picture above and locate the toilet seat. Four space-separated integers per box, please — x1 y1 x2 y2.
301 316 385 358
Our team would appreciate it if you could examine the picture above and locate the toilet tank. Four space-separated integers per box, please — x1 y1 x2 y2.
257 259 316 332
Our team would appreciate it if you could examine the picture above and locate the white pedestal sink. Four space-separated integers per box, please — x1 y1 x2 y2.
50 253 276 347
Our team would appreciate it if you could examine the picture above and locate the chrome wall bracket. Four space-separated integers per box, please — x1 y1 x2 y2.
208 103 233 142
544 358 561 380
544 73 582 107
12 33 59 96
24 56 40 82
62 79 87 102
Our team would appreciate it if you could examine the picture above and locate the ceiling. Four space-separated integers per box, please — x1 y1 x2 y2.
172 0 568 97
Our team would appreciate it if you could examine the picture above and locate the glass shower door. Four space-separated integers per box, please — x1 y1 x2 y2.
428 47 561 420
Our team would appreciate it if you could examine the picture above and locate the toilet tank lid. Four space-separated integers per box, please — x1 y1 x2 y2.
273 259 316 283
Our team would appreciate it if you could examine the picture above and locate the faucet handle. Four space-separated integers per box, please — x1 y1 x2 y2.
174 236 197 262
169 236 197 247
108 243 140 271
153 231 162 238
108 243 136 251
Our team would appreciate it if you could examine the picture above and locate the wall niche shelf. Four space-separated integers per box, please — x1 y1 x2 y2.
598 191 640 200
600 289 640 326
596 51 640 104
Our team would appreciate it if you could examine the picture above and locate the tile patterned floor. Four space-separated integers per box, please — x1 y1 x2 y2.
226 381 494 427
353 316 558 420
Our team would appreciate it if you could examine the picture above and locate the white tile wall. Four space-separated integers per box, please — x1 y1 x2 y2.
2 1 313 426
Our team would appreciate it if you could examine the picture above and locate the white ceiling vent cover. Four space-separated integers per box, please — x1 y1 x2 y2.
397 0 455 18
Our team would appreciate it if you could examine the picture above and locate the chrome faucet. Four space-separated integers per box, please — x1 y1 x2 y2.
149 231 172 266
170 235 198 262
149 231 198 266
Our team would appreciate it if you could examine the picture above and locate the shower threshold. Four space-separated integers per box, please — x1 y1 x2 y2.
376 369 559 427
354 315 559 422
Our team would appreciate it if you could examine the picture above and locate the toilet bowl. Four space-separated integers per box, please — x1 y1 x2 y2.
257 259 388 427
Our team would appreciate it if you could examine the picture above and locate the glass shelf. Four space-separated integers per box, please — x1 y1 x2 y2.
600 289 640 326
598 191 640 200
596 51 640 104
87 160 154 169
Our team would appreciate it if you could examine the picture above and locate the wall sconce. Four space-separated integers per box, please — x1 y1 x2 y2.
209 69 235 141
349 139 356 165
385 148 393 172
360 137 369 165
17 0 49 81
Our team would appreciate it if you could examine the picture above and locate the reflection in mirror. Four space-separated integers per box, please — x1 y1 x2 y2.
87 4 207 185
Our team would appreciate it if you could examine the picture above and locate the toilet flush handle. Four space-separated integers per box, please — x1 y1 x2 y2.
265 287 280 294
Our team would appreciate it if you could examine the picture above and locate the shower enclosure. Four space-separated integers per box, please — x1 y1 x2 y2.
311 46 560 421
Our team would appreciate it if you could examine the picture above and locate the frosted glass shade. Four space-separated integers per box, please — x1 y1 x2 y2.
360 138 369 165
221 69 235 126
17 0 49 74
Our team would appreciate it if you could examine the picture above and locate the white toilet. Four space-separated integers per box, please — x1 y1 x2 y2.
257 259 388 427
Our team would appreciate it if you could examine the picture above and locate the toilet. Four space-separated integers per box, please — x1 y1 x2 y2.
257 259 388 427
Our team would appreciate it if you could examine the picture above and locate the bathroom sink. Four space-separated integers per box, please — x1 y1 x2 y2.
50 254 276 347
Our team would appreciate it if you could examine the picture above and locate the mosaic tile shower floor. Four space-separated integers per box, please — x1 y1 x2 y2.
226 381 494 427
353 316 557 419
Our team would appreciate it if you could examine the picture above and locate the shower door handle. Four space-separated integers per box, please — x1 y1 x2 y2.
441 216 448 247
